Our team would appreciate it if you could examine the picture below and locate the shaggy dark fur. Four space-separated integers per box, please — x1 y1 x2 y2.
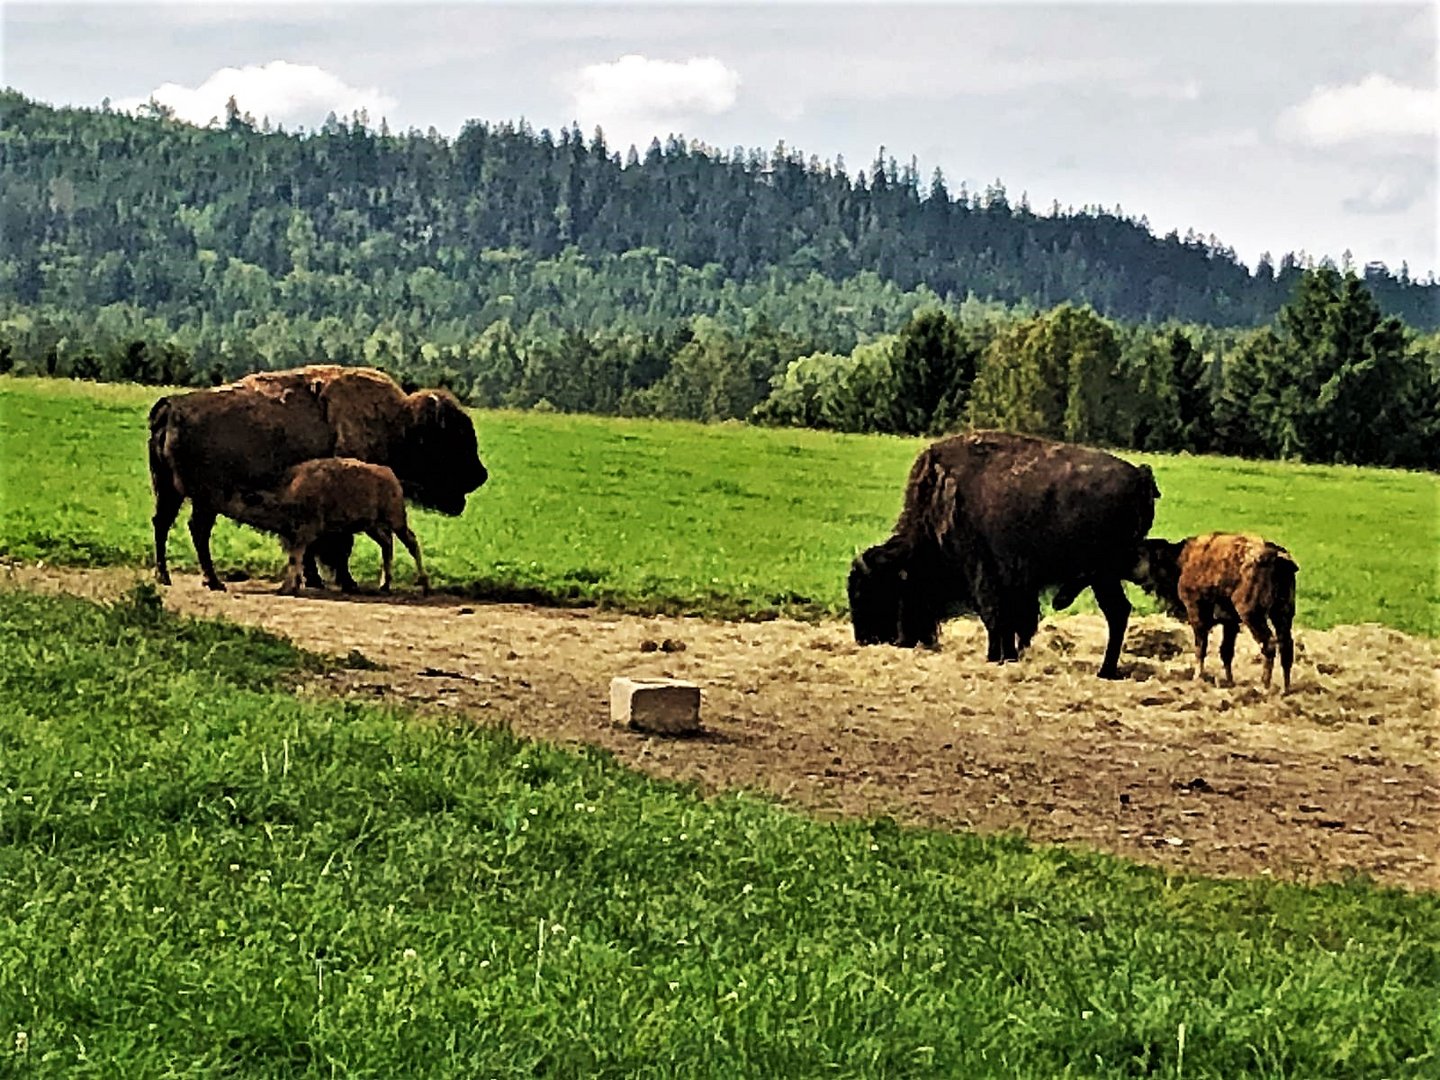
849 430 1160 678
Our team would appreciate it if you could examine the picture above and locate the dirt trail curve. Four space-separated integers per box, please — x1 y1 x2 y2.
10 565 1438 891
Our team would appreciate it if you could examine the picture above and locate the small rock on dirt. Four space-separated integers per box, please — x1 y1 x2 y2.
611 676 701 735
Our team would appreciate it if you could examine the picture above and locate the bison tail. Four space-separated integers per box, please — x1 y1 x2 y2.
147 397 181 498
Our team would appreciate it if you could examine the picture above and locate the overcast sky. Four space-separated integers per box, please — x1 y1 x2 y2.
3 2 1436 276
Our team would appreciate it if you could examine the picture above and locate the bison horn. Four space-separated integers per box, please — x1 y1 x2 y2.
854 551 872 576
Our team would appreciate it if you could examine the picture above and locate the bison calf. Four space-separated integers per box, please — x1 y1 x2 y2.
222 459 429 596
1129 533 1297 691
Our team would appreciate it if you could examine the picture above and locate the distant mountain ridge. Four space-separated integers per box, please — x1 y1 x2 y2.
1 89 1435 331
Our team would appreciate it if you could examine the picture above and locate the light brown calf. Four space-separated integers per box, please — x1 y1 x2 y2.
220 458 429 596
1129 532 1298 691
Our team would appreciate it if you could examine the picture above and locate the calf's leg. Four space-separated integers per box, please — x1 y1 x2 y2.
1218 620 1240 685
1273 606 1295 693
309 532 358 593
279 543 306 595
366 526 395 592
1188 600 1214 681
1244 612 1277 689
1091 576 1131 679
188 505 225 591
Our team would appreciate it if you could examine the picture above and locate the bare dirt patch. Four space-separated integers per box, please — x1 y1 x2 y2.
11 563 1438 890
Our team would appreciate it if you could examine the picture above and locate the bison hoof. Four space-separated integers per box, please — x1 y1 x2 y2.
1097 667 1124 680
155 571 172 587
204 579 227 592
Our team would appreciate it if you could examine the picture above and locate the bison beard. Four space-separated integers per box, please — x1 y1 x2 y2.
849 430 1160 679
150 366 487 591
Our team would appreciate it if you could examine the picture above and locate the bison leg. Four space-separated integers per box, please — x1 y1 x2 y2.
300 546 326 590
976 597 1007 662
309 532 358 593
983 624 1006 663
1188 600 1215 681
1243 612 1277 689
152 486 184 587
996 595 1028 662
1011 592 1040 657
395 524 429 596
1091 577 1131 679
971 571 1009 664
1190 620 1210 681
279 543 306 595
188 505 225 591
365 526 395 592
1273 605 1295 694
1218 620 1240 685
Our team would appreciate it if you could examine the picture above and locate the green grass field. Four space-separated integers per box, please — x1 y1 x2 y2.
2 585 1437 1077
2 376 1435 633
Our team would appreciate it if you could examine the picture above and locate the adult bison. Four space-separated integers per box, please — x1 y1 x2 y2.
150 365 487 591
848 430 1160 678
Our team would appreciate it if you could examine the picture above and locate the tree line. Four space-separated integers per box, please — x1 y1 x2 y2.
4 264 1435 470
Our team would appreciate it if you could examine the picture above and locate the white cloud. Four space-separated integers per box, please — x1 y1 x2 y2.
1279 75 1438 146
566 54 740 153
1182 127 1262 154
1341 163 1434 216
116 60 396 129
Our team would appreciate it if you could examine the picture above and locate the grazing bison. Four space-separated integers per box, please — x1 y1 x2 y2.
1129 532 1298 692
849 430 1160 678
222 458 428 596
150 365 486 591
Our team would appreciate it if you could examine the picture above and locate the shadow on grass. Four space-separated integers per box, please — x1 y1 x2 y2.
219 570 840 624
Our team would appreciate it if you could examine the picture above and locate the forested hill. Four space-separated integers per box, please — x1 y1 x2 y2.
1 90 1434 332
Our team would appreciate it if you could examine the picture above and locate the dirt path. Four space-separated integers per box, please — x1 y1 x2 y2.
11 564 1438 891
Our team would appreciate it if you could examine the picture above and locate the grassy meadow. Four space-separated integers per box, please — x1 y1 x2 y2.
2 585 1438 1077
1 376 1436 634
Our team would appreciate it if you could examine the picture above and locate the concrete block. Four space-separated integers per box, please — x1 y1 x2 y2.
610 676 701 735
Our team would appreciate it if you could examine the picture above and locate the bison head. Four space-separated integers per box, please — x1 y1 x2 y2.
1128 538 1187 619
392 391 489 515
848 538 947 648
